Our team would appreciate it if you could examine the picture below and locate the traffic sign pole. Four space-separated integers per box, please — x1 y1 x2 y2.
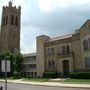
5 60 7 90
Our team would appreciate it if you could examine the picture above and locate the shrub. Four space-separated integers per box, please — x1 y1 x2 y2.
13 72 21 79
27 75 32 79
69 72 90 79
43 72 58 78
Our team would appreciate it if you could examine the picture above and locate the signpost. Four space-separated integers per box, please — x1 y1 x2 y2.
1 60 11 90
5 60 7 90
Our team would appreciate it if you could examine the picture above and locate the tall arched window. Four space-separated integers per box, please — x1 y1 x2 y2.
88 38 90 48
3 16 5 25
47 48 50 55
15 16 18 26
85 57 90 68
6 15 8 25
48 61 51 67
83 39 88 50
62 46 65 53
52 61 55 67
11 15 14 25
51 48 54 55
66 45 70 53
88 25 90 31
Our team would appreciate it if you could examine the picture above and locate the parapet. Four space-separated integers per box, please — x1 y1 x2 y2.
2 1 21 12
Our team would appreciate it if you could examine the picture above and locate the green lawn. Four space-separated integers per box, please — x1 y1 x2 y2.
22 78 49 82
63 79 90 84
0 77 49 82
7 76 21 80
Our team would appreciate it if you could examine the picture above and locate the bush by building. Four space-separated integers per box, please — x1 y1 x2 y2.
69 72 90 79
43 72 59 78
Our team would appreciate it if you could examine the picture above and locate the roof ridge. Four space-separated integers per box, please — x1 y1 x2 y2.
50 33 73 39
49 33 73 41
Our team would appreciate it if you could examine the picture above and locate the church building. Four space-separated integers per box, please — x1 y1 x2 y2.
0 1 21 53
36 20 90 77
0 1 90 78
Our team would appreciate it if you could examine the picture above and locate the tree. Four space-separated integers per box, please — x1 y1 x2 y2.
14 53 23 73
0 52 24 77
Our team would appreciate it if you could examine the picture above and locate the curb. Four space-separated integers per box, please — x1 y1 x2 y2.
0 80 90 89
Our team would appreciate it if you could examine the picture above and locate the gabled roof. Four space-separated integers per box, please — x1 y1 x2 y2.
79 19 90 30
49 20 90 42
49 34 73 41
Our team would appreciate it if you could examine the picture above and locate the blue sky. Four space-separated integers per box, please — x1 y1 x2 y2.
0 0 90 54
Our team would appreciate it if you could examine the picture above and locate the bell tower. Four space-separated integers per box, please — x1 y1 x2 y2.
0 1 21 53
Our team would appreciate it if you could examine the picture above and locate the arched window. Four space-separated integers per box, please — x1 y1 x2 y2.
48 61 51 67
83 39 88 50
11 15 14 25
47 47 54 55
62 46 65 53
51 48 54 55
3 16 5 25
6 15 8 25
47 48 51 55
88 38 90 48
88 25 90 31
85 57 90 68
52 61 55 66
15 16 18 26
66 45 70 53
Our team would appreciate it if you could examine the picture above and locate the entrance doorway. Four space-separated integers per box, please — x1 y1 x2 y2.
62 60 69 76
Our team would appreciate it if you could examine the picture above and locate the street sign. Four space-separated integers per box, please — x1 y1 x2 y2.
1 60 10 90
1 60 11 72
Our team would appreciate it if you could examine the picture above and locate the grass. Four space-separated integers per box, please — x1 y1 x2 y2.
8 77 21 80
63 79 90 84
1 76 90 84
0 77 49 82
22 78 49 82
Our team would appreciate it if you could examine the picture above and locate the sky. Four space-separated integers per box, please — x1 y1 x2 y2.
0 0 90 54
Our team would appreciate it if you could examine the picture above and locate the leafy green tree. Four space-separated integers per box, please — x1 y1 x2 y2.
0 52 24 77
14 53 24 76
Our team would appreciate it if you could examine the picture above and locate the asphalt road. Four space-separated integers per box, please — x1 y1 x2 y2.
0 82 89 90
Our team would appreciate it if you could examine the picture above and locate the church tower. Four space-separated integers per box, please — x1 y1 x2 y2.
0 1 21 53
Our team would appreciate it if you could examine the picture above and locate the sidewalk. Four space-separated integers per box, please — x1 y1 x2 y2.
0 79 90 89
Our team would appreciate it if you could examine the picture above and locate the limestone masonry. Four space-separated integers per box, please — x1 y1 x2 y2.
0 2 90 78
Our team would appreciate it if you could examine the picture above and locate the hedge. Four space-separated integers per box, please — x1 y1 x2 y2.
43 72 58 78
69 72 90 79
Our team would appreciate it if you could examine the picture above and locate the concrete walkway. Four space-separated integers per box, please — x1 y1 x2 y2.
0 79 90 89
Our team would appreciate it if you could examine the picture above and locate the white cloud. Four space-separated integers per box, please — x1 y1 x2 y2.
1 0 90 54
38 0 90 12
38 0 54 12
20 24 50 54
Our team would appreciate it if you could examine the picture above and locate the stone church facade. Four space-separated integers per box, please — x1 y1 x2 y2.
36 20 90 77
0 1 21 53
1 2 90 78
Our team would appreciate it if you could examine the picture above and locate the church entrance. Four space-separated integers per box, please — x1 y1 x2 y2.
62 60 69 76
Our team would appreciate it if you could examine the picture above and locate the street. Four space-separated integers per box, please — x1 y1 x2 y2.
0 82 89 90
